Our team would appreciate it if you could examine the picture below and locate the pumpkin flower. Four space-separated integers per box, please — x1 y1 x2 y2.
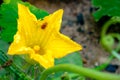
8 4 82 69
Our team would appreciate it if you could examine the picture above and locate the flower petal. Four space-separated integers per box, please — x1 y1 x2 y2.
43 9 63 31
46 32 82 58
30 52 54 69
18 4 38 45
8 32 27 55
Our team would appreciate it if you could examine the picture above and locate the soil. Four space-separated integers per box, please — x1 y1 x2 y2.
28 0 120 74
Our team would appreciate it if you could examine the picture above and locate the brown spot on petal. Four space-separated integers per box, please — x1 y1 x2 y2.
41 22 47 29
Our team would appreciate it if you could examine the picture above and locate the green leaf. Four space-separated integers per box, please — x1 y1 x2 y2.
92 0 120 21
0 39 9 53
55 52 83 66
0 0 49 42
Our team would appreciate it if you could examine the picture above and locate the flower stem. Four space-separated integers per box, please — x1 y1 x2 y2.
40 64 120 80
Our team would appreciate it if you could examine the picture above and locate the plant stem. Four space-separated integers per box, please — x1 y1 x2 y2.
111 50 120 60
0 50 33 80
109 33 120 41
101 16 120 38
40 64 120 80
116 43 120 52
100 16 120 63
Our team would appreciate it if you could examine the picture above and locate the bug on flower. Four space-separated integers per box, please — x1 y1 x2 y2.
41 22 48 29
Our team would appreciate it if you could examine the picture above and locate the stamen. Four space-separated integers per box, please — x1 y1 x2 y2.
33 45 40 52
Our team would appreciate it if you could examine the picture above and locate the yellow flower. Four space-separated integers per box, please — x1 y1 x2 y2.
8 4 82 68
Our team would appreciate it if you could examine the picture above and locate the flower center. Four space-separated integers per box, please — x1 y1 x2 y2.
33 45 40 53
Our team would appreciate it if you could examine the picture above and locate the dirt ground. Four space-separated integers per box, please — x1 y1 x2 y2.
28 0 120 73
